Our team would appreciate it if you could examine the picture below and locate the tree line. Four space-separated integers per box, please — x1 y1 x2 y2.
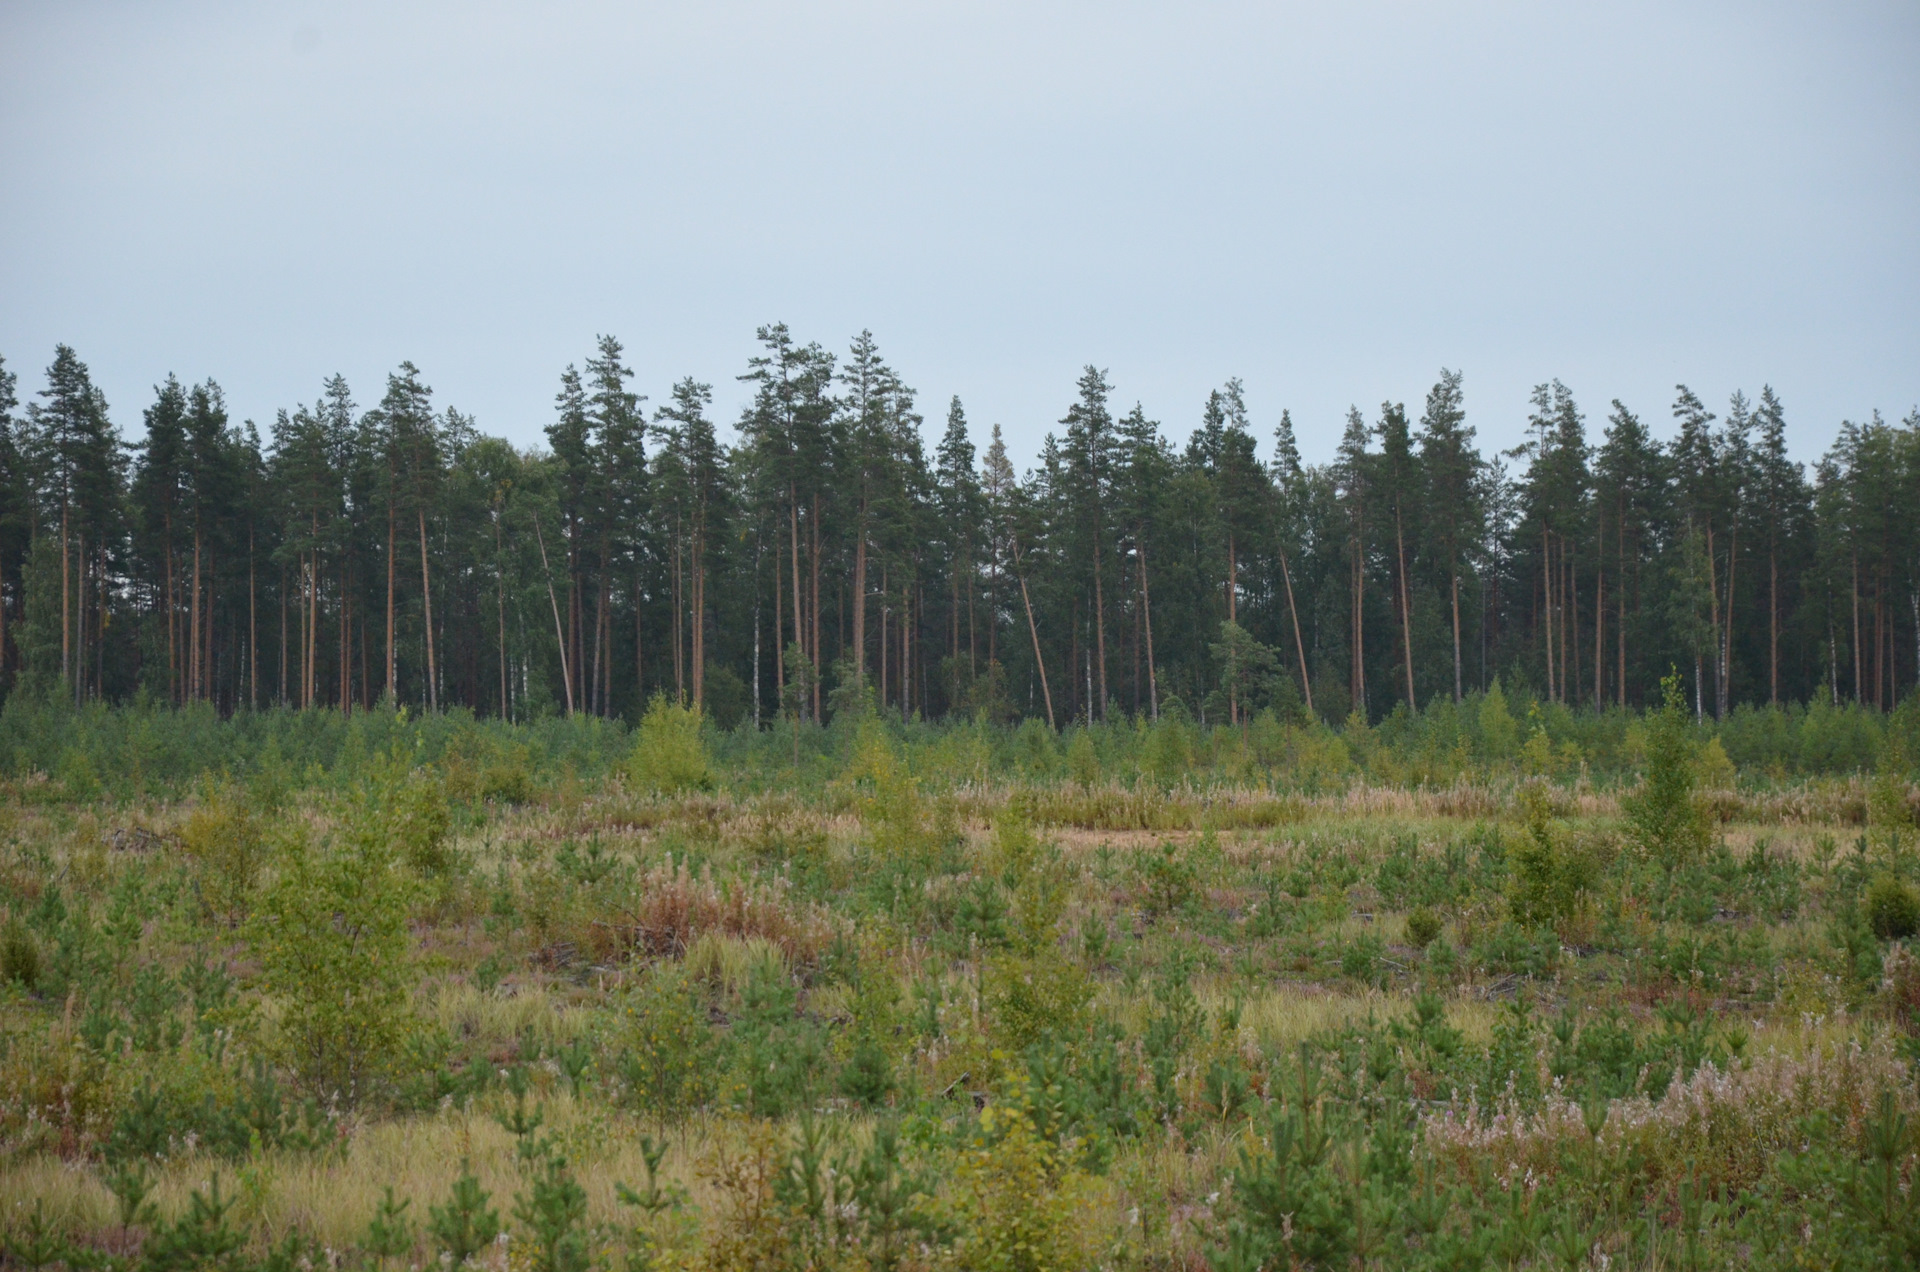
0 328 1913 728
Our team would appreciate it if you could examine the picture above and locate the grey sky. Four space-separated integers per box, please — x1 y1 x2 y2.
3 1 1915 467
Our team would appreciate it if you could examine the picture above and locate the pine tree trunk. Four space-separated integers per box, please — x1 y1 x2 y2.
61 507 70 690
496 515 508 717
1139 539 1159 720
1852 556 1862 703
1618 508 1628 707
1013 536 1054 730
1450 570 1463 705
811 498 822 721
1770 549 1779 705
1704 525 1721 719
1720 528 1737 719
1395 515 1414 707
533 514 573 716
1541 531 1553 704
853 513 868 686
386 502 396 701
691 512 705 711
672 513 684 703
1594 567 1604 709
1093 530 1108 721
790 488 803 716
1351 511 1366 718
340 565 351 714
165 513 177 703
1280 548 1312 716
249 528 257 710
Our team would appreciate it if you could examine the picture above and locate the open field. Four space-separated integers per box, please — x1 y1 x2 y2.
2 693 1918 1271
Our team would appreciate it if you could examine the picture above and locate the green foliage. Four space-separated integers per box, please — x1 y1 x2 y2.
986 953 1092 1052
513 1154 589 1272
246 784 418 1102
180 777 268 924
1625 670 1711 864
1404 905 1442 950
429 1161 502 1267
1064 729 1098 787
0 916 41 989
1508 782 1603 927
629 695 713 794
1869 737 1913 854
1478 677 1519 759
617 963 719 1117
141 1175 249 1272
1141 713 1193 787
3 1200 66 1272
1136 839 1197 919
1865 874 1920 941
363 1187 416 1265
951 1100 1088 1272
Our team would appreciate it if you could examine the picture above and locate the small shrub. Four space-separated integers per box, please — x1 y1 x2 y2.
429 1161 502 1267
1065 729 1099 787
390 770 453 876
180 779 267 924
630 696 713 794
1142 714 1193 787
0 918 40 989
986 953 1092 1052
1508 783 1602 928
1342 933 1386 987
1136 840 1197 919
246 812 418 1103
1865 874 1920 942
1405 906 1442 950
617 964 719 1117
952 1100 1089 1272
1624 671 1711 864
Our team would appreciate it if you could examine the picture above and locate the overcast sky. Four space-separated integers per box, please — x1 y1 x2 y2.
2 1 1915 469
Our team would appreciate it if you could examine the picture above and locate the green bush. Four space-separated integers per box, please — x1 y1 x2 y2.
180 778 267 925
1508 783 1603 928
1865 874 1920 942
1404 906 1442 950
0 918 40 989
1625 671 1711 864
246 797 418 1103
616 964 718 1117
629 696 713 794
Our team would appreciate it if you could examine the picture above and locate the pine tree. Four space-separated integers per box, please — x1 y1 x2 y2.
1416 369 1480 704
1373 399 1420 709
1060 367 1116 721
653 378 723 710
133 376 190 701
1752 386 1802 704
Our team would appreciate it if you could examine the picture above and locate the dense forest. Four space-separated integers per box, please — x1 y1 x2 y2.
1 329 1914 729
